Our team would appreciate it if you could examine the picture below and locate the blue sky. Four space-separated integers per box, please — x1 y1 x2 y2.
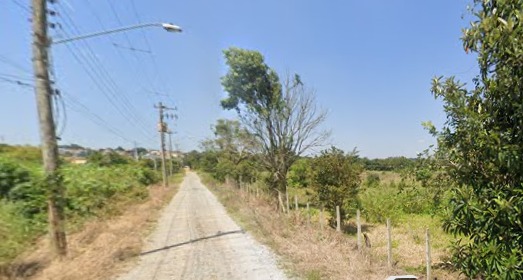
1 0 478 158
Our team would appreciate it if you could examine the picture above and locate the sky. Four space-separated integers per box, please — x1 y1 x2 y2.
0 0 479 158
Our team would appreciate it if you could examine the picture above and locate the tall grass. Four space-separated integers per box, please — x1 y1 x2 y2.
0 159 160 266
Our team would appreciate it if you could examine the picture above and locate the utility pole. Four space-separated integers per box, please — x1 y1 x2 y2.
167 130 174 176
133 141 138 161
31 0 67 256
154 102 172 188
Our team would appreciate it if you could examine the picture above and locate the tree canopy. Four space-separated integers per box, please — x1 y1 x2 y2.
431 0 523 277
221 47 328 196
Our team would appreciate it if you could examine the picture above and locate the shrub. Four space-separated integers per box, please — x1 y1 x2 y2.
310 147 362 227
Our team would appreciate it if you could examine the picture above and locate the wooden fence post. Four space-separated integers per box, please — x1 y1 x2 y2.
387 218 392 268
426 228 432 280
278 191 285 213
306 202 310 228
357 209 362 251
336 206 341 232
294 195 298 210
285 188 290 213
319 208 324 231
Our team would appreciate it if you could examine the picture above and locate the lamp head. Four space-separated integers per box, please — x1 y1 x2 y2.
161 23 182 32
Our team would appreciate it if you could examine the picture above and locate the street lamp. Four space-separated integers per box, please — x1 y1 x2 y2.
31 0 181 257
52 22 182 44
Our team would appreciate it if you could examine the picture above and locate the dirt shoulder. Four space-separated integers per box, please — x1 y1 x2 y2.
204 176 463 280
4 182 179 280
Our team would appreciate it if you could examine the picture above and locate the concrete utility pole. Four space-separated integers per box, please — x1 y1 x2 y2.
167 130 174 176
155 102 172 188
31 0 67 256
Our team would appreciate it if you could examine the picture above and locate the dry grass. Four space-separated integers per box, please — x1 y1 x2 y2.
1 182 179 280
206 177 463 280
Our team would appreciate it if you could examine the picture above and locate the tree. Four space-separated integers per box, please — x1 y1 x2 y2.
287 157 312 189
430 1 523 277
202 119 257 183
87 151 129 166
221 47 329 198
310 147 362 227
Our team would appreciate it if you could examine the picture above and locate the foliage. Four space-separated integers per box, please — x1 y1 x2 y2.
430 1 523 277
201 119 258 183
221 47 328 195
87 151 130 166
183 150 218 174
0 202 42 264
287 157 312 189
0 158 33 199
62 164 152 216
0 145 161 265
0 145 41 169
310 147 362 227
358 156 415 171
360 178 443 224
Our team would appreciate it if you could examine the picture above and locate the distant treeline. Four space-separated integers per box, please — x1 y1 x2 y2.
357 156 415 171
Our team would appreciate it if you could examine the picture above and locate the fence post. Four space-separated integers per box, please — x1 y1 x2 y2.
387 218 392 268
294 195 298 210
426 228 432 280
319 208 324 231
306 202 310 228
357 209 362 251
285 187 290 213
278 191 285 213
336 206 341 232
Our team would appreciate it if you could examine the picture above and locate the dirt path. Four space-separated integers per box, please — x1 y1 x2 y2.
114 172 288 280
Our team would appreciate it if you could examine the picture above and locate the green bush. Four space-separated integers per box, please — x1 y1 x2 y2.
62 164 155 216
0 158 161 266
360 182 403 223
359 180 440 223
0 202 43 264
0 159 33 198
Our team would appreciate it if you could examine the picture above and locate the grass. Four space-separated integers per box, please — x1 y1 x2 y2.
1 179 181 280
202 173 463 279
203 174 399 279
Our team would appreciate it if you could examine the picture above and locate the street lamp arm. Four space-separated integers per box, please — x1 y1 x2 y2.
52 22 182 45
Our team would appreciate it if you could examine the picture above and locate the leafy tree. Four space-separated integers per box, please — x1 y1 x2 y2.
287 157 312 189
221 47 329 198
0 159 32 199
135 147 148 157
87 151 129 166
430 1 523 277
358 156 415 171
202 119 256 183
310 147 362 227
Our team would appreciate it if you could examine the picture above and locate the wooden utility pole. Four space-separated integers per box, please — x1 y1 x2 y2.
31 0 67 256
155 102 171 188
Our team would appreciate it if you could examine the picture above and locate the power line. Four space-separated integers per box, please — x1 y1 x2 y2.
106 0 166 102
129 0 175 103
61 91 141 144
0 76 33 87
60 1 158 131
10 0 31 13
52 5 155 142
0 54 32 73
0 72 34 81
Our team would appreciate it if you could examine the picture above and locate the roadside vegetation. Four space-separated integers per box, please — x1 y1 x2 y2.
178 44 462 278
0 144 170 278
190 1 523 278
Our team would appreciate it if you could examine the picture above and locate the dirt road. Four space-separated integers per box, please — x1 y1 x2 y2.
114 172 288 280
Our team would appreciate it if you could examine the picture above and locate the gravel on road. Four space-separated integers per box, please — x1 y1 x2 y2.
114 172 288 280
